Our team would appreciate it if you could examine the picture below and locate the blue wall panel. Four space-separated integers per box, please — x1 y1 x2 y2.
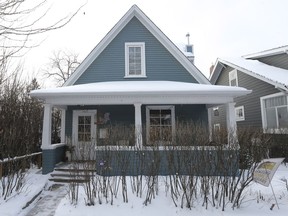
75 17 198 84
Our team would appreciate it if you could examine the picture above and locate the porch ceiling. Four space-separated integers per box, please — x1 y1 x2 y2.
30 81 251 105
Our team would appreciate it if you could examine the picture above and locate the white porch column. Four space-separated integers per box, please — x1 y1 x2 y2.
42 104 52 149
207 107 213 142
60 108 66 143
134 103 143 148
226 102 238 146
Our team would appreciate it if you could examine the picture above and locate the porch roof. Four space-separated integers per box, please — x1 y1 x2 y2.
30 81 251 105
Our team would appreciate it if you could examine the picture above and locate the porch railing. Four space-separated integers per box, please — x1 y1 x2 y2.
0 152 42 179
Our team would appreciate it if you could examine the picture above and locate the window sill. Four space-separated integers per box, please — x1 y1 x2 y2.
124 75 147 79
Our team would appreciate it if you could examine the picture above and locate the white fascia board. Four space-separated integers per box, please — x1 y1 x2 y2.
43 94 236 106
64 5 210 86
134 9 210 84
64 6 137 86
244 45 288 59
209 58 224 84
218 59 288 91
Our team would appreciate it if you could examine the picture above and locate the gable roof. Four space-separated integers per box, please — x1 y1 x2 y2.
243 45 288 59
63 5 210 86
210 57 288 91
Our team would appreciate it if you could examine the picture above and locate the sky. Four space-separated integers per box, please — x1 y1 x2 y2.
24 0 288 86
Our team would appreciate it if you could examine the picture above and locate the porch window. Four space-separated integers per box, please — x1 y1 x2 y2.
261 93 288 132
146 106 175 145
125 42 146 77
229 69 238 86
235 106 245 121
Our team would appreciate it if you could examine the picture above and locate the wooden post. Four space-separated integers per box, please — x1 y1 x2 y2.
37 154 42 169
0 162 2 179
134 103 143 148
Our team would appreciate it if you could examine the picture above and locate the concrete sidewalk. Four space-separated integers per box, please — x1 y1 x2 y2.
25 184 67 216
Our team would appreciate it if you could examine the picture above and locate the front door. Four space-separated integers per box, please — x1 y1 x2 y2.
72 110 97 159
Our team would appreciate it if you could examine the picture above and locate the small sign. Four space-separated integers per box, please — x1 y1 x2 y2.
253 158 285 187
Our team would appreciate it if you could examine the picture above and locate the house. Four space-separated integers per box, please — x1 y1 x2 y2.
30 5 250 175
210 45 288 158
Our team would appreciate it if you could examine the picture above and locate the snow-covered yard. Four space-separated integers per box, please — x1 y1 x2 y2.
1 164 288 216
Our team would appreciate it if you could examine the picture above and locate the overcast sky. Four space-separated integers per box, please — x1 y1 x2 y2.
25 0 288 85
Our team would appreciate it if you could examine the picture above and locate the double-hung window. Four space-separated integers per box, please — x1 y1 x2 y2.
261 93 288 132
125 42 146 77
235 106 245 121
146 106 175 146
229 69 238 86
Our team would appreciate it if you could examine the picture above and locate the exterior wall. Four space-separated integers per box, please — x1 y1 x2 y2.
65 104 208 144
42 145 66 174
74 17 198 84
94 149 238 176
213 65 280 129
256 54 288 70
65 105 135 138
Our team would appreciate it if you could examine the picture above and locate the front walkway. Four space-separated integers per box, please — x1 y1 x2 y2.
25 184 67 216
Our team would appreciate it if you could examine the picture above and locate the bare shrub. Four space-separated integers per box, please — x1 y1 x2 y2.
66 122 271 211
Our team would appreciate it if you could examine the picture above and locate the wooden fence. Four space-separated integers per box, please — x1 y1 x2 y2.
0 152 42 179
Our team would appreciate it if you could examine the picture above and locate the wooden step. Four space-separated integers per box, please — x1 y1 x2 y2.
51 173 95 178
54 168 97 173
49 178 89 183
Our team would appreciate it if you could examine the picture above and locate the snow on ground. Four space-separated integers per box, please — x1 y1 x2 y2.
0 168 49 216
54 165 288 216
1 165 288 216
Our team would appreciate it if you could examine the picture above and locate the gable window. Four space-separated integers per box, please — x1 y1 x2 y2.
261 93 288 133
213 107 219 116
229 69 238 86
125 42 146 77
235 106 245 121
146 106 175 146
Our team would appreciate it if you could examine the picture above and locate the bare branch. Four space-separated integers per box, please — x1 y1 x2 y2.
43 49 81 86
0 0 85 62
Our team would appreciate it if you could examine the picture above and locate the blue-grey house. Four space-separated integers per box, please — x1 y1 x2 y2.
210 45 288 159
31 5 250 174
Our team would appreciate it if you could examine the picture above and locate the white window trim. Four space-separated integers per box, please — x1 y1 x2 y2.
146 105 175 145
260 92 288 133
229 69 238 86
125 42 146 78
213 107 219 116
72 110 97 144
235 106 245 121
213 123 220 131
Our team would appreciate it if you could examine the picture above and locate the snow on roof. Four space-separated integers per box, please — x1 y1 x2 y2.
31 81 250 98
219 57 288 89
243 45 288 59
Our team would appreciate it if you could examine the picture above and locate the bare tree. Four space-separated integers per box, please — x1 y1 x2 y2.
0 0 84 62
43 49 81 86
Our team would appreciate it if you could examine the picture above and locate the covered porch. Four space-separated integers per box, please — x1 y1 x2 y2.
30 81 251 174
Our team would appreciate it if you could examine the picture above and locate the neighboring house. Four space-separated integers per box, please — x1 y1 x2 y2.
210 45 288 158
31 5 250 174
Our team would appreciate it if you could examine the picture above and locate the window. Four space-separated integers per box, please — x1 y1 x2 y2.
213 123 220 132
146 106 175 145
229 69 238 86
235 106 245 121
261 93 288 132
213 107 219 116
125 42 146 77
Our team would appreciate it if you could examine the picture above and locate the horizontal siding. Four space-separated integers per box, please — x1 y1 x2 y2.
213 66 280 128
65 104 208 138
75 17 198 84
257 54 288 70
